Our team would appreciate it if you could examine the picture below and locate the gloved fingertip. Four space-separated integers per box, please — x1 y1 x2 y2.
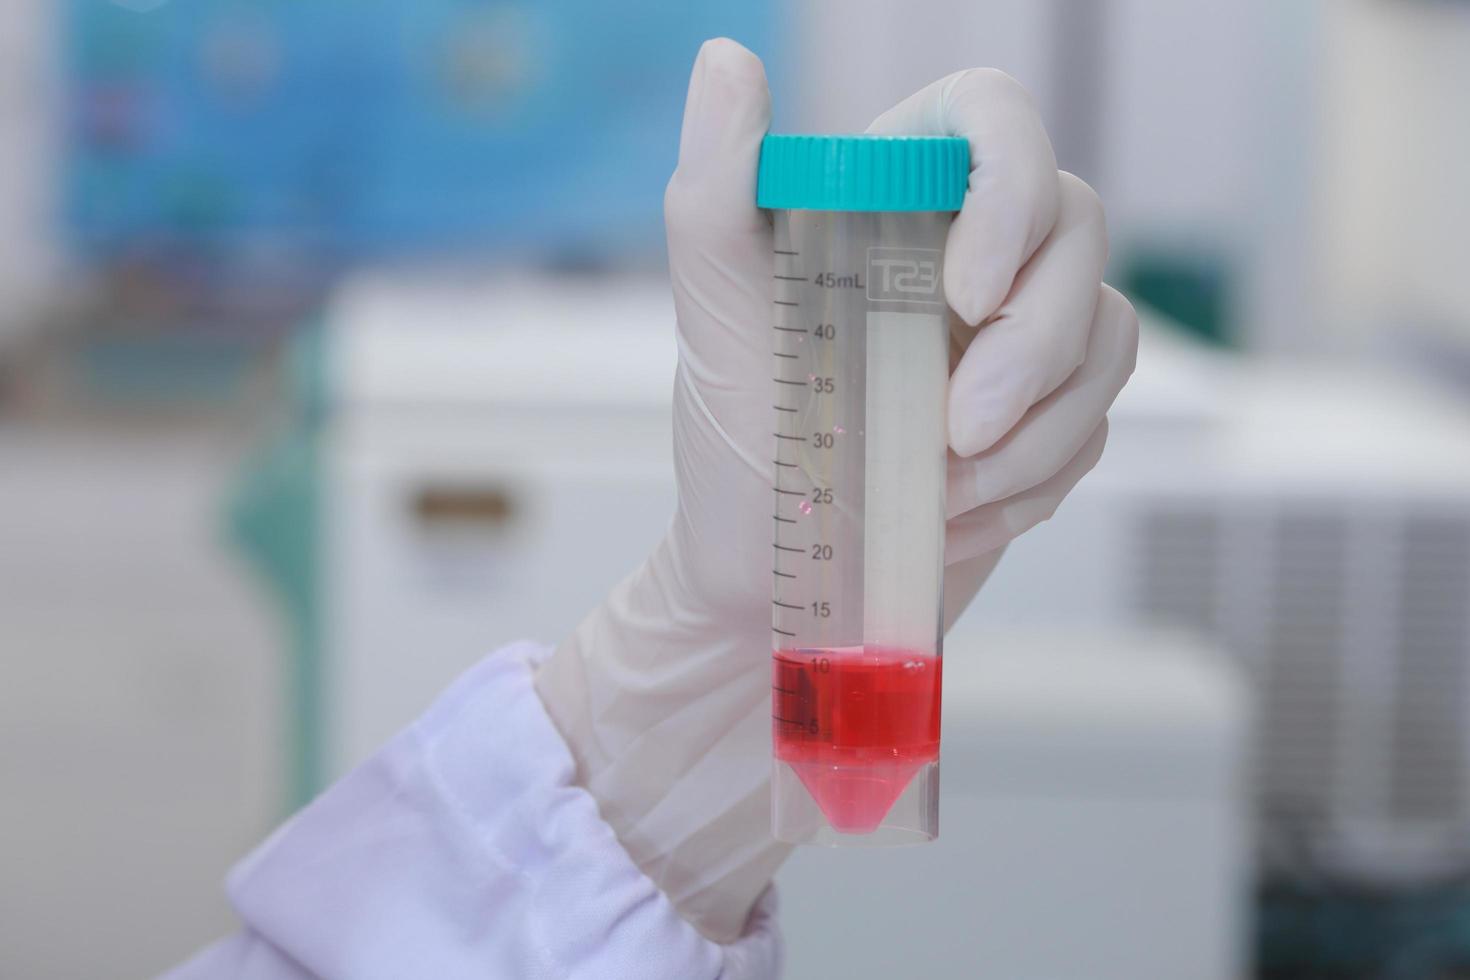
947 286 987 328
947 359 1034 457
698 37 766 84
947 397 1002 458
676 45 711 161
675 38 770 180
948 418 1001 459
943 248 1010 328
861 107 895 137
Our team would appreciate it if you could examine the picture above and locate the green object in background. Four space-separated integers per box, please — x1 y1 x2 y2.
79 335 257 406
226 322 329 808
1259 884 1470 979
1119 245 1234 348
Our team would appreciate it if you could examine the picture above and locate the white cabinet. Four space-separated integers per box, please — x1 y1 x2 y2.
315 273 678 776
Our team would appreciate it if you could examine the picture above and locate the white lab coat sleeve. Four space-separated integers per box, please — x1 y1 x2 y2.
161 641 782 980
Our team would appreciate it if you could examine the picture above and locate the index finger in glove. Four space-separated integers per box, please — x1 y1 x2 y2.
663 39 774 423
867 68 1061 326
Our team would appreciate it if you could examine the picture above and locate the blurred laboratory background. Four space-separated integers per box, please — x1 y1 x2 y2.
2 1 1470 977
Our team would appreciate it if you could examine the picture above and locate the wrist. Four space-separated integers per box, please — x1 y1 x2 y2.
532 531 786 942
534 530 757 780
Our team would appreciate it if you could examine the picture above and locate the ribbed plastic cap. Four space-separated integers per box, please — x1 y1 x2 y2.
757 135 969 212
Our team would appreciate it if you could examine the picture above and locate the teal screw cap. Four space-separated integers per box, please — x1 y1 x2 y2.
756 135 969 212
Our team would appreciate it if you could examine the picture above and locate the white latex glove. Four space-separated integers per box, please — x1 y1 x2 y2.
535 38 1138 943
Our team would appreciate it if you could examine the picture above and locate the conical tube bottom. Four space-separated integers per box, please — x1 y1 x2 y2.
787 759 927 834
772 756 939 845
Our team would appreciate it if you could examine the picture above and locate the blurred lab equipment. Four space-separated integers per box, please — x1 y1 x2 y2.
1318 0 1470 375
0 421 282 980
758 134 970 844
973 324 1470 882
232 273 678 792
970 321 1470 974
778 629 1251 980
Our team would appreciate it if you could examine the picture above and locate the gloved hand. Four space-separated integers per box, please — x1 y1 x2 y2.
534 38 1138 943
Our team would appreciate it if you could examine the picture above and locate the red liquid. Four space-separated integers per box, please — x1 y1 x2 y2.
772 648 941 833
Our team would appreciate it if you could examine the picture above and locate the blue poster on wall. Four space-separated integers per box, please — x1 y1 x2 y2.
63 0 776 263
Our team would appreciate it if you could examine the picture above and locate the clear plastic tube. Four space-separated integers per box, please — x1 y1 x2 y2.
769 209 951 845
